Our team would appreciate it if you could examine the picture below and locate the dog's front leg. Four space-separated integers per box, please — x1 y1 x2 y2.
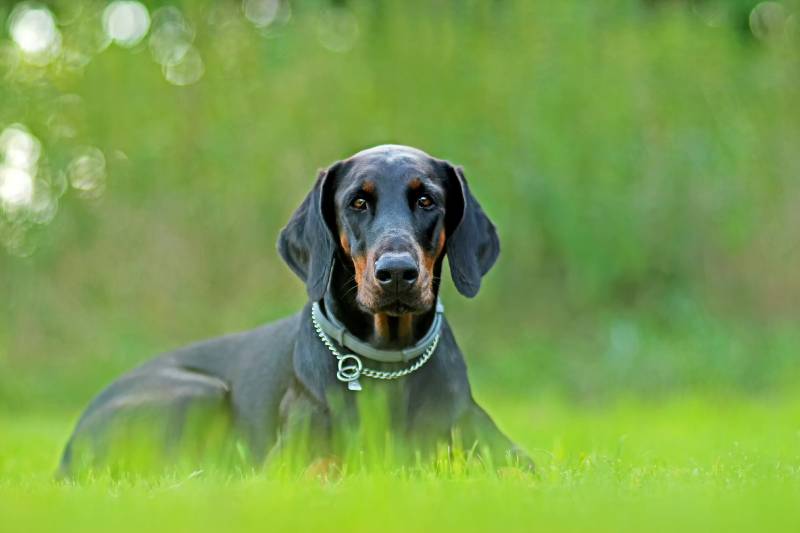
455 401 534 472
275 384 335 464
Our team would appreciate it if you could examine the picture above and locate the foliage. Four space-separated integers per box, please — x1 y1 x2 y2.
2 0 799 405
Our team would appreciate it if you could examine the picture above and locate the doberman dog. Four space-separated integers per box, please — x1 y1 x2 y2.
59 145 531 475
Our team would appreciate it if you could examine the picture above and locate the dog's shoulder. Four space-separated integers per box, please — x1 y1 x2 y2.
145 311 303 383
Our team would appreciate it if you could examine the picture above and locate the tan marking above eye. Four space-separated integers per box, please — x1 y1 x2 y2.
408 178 423 190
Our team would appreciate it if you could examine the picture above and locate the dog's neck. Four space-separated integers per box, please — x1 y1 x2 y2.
323 259 438 350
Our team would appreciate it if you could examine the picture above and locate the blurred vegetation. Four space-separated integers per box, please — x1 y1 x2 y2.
1 0 800 415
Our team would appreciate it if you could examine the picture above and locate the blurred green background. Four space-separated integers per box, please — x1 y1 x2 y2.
2 0 798 414
2 1 800 530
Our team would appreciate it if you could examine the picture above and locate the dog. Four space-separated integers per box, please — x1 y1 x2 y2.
59 144 531 475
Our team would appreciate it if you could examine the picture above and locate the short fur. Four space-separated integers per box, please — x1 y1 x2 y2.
59 144 530 476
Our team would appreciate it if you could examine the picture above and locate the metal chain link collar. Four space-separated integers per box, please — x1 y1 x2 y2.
311 304 440 391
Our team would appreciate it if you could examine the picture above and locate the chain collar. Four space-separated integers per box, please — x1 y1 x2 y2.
310 302 442 391
311 300 444 363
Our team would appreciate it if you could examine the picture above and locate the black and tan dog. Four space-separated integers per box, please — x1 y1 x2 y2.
59 145 530 475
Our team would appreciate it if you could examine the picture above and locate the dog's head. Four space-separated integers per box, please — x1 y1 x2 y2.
278 145 499 315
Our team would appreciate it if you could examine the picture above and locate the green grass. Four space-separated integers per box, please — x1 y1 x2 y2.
3 393 800 532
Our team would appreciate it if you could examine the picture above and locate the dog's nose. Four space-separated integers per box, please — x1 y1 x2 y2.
374 252 419 290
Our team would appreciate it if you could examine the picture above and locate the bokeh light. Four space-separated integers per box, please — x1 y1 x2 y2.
315 8 359 53
8 3 62 64
0 121 70 253
243 0 279 28
750 1 788 41
163 45 205 86
29 180 58 224
149 7 195 67
67 147 107 198
242 0 291 29
0 124 40 215
0 122 67 254
0 166 34 211
102 1 151 48
64 6 112 64
0 124 41 171
145 7 205 86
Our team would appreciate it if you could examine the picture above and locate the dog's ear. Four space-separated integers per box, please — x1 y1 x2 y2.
441 162 500 297
278 162 340 301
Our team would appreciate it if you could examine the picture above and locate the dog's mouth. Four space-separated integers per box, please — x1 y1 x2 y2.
376 300 423 316
359 290 434 317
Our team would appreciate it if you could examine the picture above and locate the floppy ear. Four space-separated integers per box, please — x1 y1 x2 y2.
277 163 340 302
442 163 500 298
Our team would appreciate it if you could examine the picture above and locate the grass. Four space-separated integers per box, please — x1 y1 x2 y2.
2 392 800 532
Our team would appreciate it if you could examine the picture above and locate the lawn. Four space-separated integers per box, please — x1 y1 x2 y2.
2 392 799 532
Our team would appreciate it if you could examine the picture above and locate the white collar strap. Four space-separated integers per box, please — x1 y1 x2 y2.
310 300 444 364
310 301 443 391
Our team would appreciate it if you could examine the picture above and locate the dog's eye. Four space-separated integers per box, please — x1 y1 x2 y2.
350 197 368 211
417 195 435 209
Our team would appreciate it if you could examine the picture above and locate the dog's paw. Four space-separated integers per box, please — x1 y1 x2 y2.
303 456 341 482
505 446 535 474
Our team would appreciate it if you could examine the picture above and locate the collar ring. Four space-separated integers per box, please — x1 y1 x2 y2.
336 354 363 382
